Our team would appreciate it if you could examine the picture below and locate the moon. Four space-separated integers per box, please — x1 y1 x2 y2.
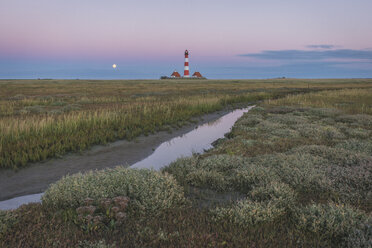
112 64 117 69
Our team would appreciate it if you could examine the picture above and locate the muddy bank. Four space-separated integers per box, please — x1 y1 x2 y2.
0 109 234 201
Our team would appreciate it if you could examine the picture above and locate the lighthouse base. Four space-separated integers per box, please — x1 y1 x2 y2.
160 76 207 80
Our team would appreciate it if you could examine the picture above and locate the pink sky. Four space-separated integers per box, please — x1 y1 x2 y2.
1 0 372 78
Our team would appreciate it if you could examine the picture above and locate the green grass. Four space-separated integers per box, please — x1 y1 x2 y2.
1 80 372 247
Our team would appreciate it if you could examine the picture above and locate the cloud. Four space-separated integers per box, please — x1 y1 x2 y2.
205 60 372 79
235 47 372 78
306 44 335 49
239 49 372 61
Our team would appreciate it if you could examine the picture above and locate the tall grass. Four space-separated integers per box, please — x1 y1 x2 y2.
264 88 372 114
0 92 275 169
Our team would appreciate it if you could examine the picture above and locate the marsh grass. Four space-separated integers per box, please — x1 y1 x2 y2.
264 88 372 114
1 79 371 169
164 90 371 247
0 95 253 169
1 80 372 247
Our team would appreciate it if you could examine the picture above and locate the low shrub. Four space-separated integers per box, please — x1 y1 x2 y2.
212 181 296 227
249 181 296 205
186 169 229 192
343 128 371 139
335 114 372 128
22 105 47 114
265 106 297 114
306 108 341 118
266 113 308 125
9 94 26 100
235 114 263 127
163 157 199 186
288 145 372 205
165 155 278 193
230 163 279 193
250 106 265 113
212 200 285 227
164 155 247 191
250 153 331 196
296 123 325 139
325 163 372 207
77 240 116 248
321 126 346 141
48 109 63 115
294 202 367 242
0 210 19 239
343 220 372 248
62 104 81 112
289 145 371 167
50 101 67 106
197 154 246 172
270 127 300 138
42 167 187 216
336 139 372 155
76 196 130 232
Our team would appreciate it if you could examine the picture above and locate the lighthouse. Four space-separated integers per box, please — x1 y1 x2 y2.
162 49 206 79
184 50 190 77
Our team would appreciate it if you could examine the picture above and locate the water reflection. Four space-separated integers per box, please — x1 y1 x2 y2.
0 193 43 210
131 106 253 170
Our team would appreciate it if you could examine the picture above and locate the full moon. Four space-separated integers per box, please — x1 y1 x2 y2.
112 64 117 69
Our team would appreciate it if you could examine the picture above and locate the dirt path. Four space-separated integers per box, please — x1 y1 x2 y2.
0 110 230 201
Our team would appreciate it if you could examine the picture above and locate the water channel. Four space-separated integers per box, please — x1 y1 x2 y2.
0 106 253 210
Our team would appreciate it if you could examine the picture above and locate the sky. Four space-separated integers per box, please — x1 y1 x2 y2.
1 0 372 79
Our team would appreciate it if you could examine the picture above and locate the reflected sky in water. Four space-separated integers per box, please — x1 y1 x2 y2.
0 193 43 210
131 106 253 170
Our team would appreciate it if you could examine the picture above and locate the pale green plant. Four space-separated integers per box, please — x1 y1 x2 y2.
164 155 278 193
294 202 367 241
42 167 187 215
212 181 296 226
336 139 372 155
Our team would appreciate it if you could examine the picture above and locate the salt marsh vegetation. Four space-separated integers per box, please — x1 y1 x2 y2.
1 79 372 247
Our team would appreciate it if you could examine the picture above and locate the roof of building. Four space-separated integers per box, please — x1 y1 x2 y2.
192 72 203 78
171 70 181 78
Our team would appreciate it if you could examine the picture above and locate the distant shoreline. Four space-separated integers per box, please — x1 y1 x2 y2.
1 77 372 81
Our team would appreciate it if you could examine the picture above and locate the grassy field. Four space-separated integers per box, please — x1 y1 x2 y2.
2 78 372 169
1 79 372 247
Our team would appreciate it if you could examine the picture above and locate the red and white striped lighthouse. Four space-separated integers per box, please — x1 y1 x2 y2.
184 50 190 77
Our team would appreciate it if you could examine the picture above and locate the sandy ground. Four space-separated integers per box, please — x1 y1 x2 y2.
0 110 230 201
